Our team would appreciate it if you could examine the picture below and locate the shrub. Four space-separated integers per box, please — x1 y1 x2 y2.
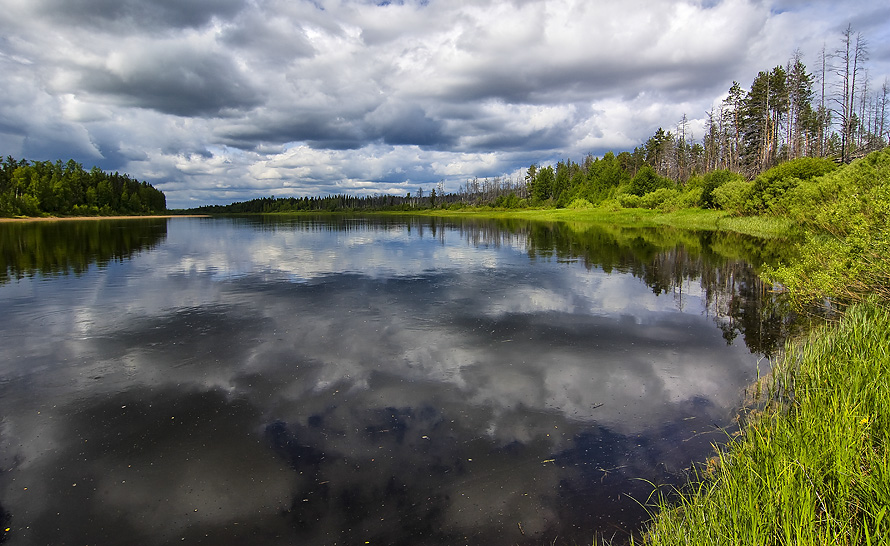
618 194 642 208
763 148 890 305
567 198 594 210
700 170 745 209
665 186 705 211
780 147 890 231
712 179 754 215
618 193 642 209
640 188 679 209
748 157 837 214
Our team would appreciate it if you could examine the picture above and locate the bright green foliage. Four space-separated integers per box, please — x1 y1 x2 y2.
765 148 890 306
706 158 837 216
0 156 166 217
618 193 642 208
492 192 524 208
582 151 630 202
694 170 745 209
674 186 705 209
566 197 594 210
711 179 754 215
636 300 890 546
531 165 555 202
638 187 679 209
747 157 838 214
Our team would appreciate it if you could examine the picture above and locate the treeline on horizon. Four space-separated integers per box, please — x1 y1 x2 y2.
188 26 887 216
0 156 167 217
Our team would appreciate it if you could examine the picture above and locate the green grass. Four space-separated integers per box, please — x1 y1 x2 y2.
214 205 797 240
633 300 890 545
396 206 793 239
715 215 794 239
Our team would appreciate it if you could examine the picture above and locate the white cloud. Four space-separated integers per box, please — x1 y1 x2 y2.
0 0 887 207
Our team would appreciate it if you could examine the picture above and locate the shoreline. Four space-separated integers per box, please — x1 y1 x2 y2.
0 215 209 223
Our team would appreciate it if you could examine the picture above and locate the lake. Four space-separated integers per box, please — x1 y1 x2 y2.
0 215 806 545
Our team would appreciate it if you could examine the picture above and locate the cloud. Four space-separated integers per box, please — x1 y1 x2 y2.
69 36 263 117
33 0 248 31
0 0 887 207
366 102 450 146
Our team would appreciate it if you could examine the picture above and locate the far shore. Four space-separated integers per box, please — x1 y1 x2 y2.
0 215 209 223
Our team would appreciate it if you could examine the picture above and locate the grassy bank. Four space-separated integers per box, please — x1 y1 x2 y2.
390 206 794 240
627 149 890 544
633 300 890 545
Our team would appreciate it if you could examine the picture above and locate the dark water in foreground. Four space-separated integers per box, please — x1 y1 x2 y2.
0 216 804 545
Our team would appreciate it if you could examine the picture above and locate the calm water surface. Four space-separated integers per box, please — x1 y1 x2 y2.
0 216 803 545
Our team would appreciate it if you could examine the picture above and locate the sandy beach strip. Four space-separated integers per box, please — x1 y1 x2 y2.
0 215 209 223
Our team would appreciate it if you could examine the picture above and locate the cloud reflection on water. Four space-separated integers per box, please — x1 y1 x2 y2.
0 217 774 545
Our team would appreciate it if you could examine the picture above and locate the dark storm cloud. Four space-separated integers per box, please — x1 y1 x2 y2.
78 47 262 117
367 103 452 147
218 102 453 151
218 113 370 150
35 0 247 30
220 10 317 64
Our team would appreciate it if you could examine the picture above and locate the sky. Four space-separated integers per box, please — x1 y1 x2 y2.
1 0 889 208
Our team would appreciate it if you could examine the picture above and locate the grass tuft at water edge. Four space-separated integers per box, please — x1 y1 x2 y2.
633 299 890 545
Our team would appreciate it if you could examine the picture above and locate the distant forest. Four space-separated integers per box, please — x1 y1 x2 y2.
0 157 167 217
189 26 887 215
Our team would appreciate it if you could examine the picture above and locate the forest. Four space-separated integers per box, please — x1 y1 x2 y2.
0 156 167 217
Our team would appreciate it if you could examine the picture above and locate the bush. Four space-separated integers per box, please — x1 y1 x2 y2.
640 188 679 209
663 186 705 211
567 198 594 210
699 170 745 209
494 193 522 208
764 147 890 306
780 148 890 231
712 179 754 215
618 194 642 208
748 157 837 214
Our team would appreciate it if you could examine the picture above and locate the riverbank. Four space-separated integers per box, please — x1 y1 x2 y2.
633 299 890 545
416 205 889 542
0 214 208 223
0 207 790 240
406 207 793 239
240 206 794 240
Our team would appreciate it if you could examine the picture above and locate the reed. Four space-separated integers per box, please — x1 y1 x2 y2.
633 300 890 545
